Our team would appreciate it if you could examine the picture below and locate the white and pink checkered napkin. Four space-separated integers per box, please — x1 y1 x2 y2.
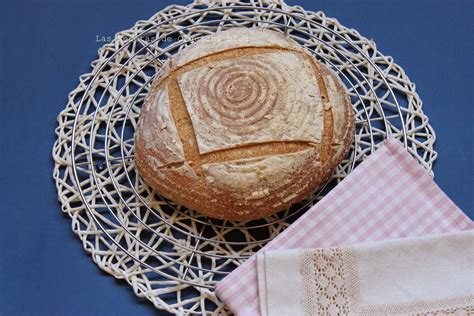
215 138 473 316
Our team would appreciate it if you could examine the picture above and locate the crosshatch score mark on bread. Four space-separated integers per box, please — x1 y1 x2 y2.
135 28 355 221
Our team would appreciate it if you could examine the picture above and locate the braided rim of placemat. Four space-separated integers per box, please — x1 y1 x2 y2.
52 0 437 314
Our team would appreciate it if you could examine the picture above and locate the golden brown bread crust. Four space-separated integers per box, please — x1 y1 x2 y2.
135 28 354 221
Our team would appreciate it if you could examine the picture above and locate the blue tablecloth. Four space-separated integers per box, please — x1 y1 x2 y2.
0 0 472 315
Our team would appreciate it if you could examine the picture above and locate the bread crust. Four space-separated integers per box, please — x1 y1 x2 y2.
135 28 354 221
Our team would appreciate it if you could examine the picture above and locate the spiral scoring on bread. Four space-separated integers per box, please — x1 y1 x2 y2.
197 59 279 132
178 51 325 154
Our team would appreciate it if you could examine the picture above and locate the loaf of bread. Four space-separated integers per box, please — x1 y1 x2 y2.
135 28 354 221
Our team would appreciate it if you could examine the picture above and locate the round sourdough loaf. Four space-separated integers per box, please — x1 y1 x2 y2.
135 28 354 221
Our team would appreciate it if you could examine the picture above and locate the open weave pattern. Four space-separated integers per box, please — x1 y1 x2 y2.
52 0 437 314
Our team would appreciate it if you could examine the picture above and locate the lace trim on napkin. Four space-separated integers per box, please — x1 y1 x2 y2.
300 247 354 315
300 247 473 315
356 295 474 315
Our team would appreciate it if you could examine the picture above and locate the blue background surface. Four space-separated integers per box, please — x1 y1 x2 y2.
0 0 472 315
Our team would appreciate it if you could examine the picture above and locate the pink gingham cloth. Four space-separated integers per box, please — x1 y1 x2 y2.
215 138 473 315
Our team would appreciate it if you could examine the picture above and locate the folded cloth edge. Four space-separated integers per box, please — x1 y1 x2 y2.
257 230 474 316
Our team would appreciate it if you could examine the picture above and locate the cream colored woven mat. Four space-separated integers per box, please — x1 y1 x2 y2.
52 0 436 314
